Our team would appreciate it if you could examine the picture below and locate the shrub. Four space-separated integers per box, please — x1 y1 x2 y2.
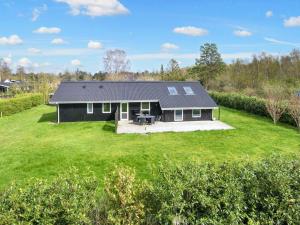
0 93 44 116
1 159 299 225
237 157 300 224
210 91 296 126
150 163 245 224
0 168 98 225
97 166 151 225
148 157 300 224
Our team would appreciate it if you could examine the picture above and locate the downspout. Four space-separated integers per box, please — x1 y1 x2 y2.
57 104 60 124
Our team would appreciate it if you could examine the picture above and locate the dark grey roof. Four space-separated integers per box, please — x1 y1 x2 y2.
0 82 12 87
0 80 24 88
50 81 217 109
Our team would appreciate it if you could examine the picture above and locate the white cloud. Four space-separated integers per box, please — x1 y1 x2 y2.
3 55 12 65
173 26 208 36
88 40 102 49
51 38 66 45
18 57 32 68
32 4 47 21
264 37 300 46
55 0 129 17
265 10 273 18
0 35 23 45
161 43 179 51
34 27 61 34
284 16 300 27
71 59 81 66
28 48 41 54
233 30 252 37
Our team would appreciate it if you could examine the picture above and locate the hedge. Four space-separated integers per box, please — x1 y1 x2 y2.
0 93 44 116
210 91 296 126
0 168 98 224
1 157 299 224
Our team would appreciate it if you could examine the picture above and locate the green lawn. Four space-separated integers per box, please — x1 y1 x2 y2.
0 105 299 189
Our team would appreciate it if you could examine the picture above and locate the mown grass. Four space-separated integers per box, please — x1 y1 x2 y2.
0 105 299 189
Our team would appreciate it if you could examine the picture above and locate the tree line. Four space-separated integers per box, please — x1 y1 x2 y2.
1 44 300 102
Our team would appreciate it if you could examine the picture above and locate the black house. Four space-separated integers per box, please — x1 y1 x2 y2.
49 81 218 123
0 79 29 93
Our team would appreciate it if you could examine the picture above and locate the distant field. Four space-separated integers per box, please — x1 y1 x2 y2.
0 105 299 189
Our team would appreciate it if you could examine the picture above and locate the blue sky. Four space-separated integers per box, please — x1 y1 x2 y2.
1 0 300 73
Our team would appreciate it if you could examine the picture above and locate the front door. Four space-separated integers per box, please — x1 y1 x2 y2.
120 102 129 120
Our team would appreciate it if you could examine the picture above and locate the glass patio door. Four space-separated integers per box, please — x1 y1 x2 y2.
174 109 183 121
120 102 128 120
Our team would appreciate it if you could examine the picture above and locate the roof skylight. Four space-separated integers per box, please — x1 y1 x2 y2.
183 86 194 95
168 87 178 95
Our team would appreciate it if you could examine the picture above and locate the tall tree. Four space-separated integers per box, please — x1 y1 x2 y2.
288 95 300 131
160 64 164 76
264 86 287 124
0 59 12 81
16 66 26 81
189 43 225 89
103 49 131 75
161 59 185 81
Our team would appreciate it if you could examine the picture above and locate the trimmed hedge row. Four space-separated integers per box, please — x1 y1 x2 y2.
210 91 295 126
1 157 299 224
0 93 44 116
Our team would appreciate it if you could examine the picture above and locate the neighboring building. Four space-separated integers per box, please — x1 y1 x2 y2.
49 81 218 123
0 79 26 93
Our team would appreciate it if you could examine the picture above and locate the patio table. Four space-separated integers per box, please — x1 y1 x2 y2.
137 115 155 125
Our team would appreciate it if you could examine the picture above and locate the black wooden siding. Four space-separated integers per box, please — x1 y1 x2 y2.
58 103 212 122
59 103 118 122
0 86 8 93
161 109 213 122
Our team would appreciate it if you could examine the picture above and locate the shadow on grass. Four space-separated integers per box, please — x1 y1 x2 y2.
102 122 116 133
38 112 56 123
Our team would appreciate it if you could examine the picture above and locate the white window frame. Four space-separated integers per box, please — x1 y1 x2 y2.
174 109 183 121
102 103 111 114
168 87 178 95
87 103 93 114
192 109 202 118
140 102 150 113
183 86 194 95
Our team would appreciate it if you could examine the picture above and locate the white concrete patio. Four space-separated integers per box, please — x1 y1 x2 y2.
116 120 234 134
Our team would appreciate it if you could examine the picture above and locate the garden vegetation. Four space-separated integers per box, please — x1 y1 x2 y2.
210 91 298 127
0 93 44 116
0 156 299 224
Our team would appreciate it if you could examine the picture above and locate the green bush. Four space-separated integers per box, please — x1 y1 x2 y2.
0 168 98 225
0 93 44 116
148 157 300 224
1 158 299 224
96 166 151 225
210 91 296 126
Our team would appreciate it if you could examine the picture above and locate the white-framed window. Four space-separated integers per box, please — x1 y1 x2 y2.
102 103 111 113
174 109 183 121
183 86 194 95
87 103 93 114
168 87 178 95
140 102 150 114
192 109 201 118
